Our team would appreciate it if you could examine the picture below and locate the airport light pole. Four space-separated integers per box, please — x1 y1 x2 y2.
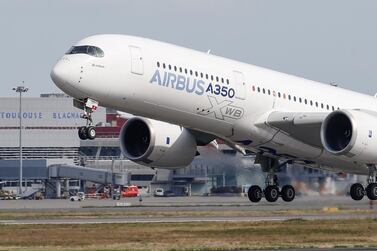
13 84 28 196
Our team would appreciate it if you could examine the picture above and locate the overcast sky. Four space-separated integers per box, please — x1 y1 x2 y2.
1 0 376 97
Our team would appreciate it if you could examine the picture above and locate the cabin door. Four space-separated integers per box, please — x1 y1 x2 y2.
233 71 246 100
129 45 144 75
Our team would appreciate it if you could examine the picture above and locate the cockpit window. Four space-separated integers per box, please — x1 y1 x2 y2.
66 45 104 57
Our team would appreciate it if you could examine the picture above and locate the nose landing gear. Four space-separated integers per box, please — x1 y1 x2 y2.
75 98 98 140
247 155 296 203
78 125 96 140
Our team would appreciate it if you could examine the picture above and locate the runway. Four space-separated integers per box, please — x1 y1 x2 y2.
1 195 377 211
1 195 377 226
1 212 377 225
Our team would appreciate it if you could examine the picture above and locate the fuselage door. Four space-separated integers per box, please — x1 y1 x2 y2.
233 71 246 100
129 45 144 75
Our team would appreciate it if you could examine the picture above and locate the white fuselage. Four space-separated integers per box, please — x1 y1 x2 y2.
51 34 377 175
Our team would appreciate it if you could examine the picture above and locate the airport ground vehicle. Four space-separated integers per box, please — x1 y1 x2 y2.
154 188 175 197
112 187 121 200
0 190 20 200
154 188 164 197
69 192 85 201
121 186 139 197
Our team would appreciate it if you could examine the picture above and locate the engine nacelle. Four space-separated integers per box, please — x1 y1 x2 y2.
119 117 197 169
320 109 377 163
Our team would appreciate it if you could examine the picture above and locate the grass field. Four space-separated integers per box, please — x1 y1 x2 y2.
0 218 377 251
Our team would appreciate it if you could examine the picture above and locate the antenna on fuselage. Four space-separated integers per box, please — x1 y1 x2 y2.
206 49 211 54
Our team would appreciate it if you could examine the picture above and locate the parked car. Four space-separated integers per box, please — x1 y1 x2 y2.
154 188 164 197
154 188 175 197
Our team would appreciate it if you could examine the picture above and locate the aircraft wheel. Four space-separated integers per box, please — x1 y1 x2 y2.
78 126 88 140
247 185 263 203
86 126 96 140
281 185 295 202
264 185 279 202
350 183 364 201
366 183 377 200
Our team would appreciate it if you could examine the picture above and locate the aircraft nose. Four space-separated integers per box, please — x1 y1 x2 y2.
50 58 79 89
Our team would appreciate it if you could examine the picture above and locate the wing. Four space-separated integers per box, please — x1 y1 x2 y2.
266 111 328 148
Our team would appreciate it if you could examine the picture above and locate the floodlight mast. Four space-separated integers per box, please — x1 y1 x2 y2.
12 84 28 196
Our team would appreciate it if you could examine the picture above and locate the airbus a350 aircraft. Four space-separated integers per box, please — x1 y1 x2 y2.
51 34 377 203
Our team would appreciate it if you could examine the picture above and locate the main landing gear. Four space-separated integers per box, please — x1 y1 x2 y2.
350 166 377 201
76 98 98 140
247 156 296 203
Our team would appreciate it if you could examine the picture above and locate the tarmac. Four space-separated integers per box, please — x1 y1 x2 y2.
1 194 377 212
1 212 377 225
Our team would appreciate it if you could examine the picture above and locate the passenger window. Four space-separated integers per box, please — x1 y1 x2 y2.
268 90 271 95
257 87 260 92
262 88 265 94
200 72 203 78
195 71 198 77
321 103 324 109
185 69 188 74
163 63 166 69
315 102 318 107
299 98 302 103
157 62 160 68
206 74 209 79
226 79 229 84
190 70 193 75
294 96 296 102
304 99 307 105
310 100 313 106
174 66 177 71
326 105 329 110
252 86 255 91
288 94 291 100
168 65 171 70
216 76 219 82
221 78 224 83
179 67 182 73
278 92 281 98
211 75 214 81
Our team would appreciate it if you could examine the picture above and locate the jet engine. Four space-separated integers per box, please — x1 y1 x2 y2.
119 117 197 168
320 109 377 162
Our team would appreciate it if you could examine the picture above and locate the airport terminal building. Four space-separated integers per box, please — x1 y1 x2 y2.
0 94 104 161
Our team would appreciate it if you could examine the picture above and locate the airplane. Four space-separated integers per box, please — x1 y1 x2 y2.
51 34 377 203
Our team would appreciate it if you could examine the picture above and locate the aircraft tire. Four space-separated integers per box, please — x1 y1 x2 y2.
350 183 364 201
281 185 295 202
366 183 377 200
264 185 279 202
247 185 263 203
86 126 96 140
78 126 88 140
